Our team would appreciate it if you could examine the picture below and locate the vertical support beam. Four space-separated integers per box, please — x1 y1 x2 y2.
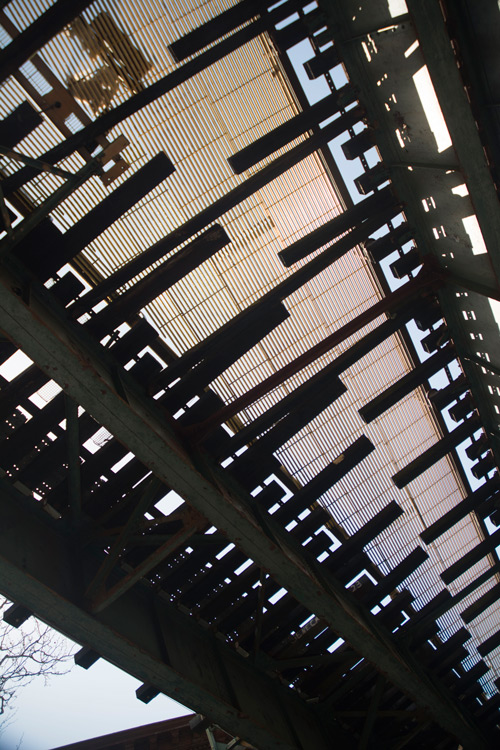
459 661 489 693
220 354 350 455
3 602 32 627
228 377 347 487
74 646 100 669
429 375 468 411
89 514 204 613
150 299 289 391
84 476 164 602
365 223 413 263
64 394 81 528
0 183 12 237
359 675 385 750
160 302 290 411
305 46 341 79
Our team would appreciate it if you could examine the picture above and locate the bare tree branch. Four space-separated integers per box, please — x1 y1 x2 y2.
0 597 74 726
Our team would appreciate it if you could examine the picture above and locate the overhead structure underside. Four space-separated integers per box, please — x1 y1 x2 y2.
1 1 500 748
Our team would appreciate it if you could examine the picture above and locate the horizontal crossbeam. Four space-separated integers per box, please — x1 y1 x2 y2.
0 259 492 750
0 479 336 750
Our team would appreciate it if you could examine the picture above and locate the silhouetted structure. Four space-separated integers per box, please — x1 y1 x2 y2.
1 2 500 748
